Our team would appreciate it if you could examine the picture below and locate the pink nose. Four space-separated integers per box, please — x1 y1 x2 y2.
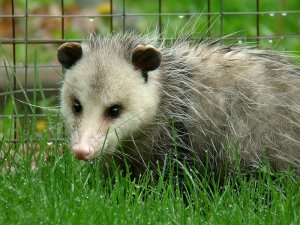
72 144 93 160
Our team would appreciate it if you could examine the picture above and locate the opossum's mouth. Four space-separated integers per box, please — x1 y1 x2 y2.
73 152 93 161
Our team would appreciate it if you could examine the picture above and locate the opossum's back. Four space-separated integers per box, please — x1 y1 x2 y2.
182 46 300 172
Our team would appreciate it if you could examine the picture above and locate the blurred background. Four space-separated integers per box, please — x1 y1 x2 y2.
0 0 300 141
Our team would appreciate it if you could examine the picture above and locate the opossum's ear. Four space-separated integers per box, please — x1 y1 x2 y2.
132 45 162 72
57 42 82 69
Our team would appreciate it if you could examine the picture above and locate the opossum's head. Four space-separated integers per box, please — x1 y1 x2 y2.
57 40 162 161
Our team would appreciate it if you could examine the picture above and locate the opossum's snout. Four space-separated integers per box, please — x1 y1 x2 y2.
72 143 95 160
71 132 106 160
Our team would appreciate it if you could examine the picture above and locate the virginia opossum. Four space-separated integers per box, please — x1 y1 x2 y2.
57 33 300 177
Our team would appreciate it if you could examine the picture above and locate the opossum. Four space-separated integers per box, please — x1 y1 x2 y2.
57 33 300 177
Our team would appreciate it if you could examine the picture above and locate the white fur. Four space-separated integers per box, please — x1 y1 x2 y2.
61 42 160 160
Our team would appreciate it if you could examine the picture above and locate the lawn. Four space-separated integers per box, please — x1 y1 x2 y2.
1 139 299 224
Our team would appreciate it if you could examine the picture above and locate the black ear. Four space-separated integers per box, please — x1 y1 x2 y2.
57 42 82 69
132 45 162 72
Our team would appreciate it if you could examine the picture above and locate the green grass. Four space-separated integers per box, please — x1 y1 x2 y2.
1 140 300 225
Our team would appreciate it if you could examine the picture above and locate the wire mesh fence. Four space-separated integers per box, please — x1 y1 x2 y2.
0 0 300 143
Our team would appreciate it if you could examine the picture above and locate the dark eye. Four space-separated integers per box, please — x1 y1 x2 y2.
72 99 82 114
106 104 122 119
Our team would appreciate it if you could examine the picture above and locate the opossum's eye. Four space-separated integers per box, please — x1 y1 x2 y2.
106 104 122 119
72 99 82 114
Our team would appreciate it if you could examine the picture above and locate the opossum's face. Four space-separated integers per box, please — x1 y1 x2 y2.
57 41 162 161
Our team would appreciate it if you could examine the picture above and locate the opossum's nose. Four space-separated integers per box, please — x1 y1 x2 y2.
72 144 94 160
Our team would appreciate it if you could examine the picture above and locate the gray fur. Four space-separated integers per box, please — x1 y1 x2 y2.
60 33 300 177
